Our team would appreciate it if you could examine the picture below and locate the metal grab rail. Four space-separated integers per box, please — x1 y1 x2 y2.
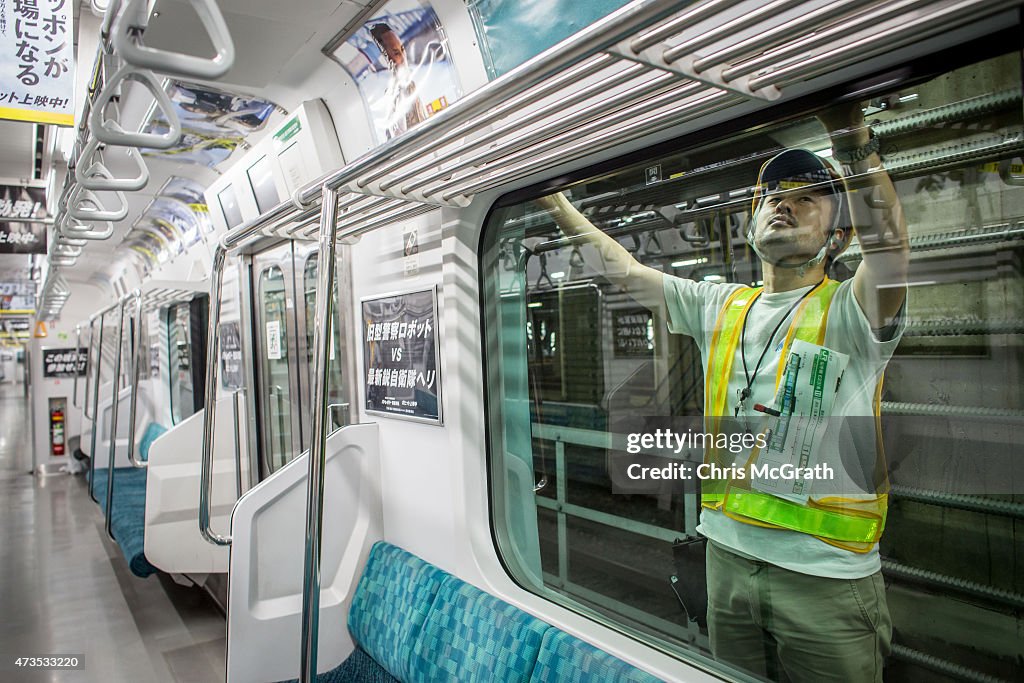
104 296 131 539
112 0 235 80
87 311 108 503
75 137 150 192
88 64 182 149
293 0 686 207
124 291 147 468
232 388 245 499
66 183 129 223
299 185 340 683
198 246 231 546
72 326 83 409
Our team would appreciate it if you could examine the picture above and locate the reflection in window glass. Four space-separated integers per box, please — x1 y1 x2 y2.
167 304 195 425
482 53 1023 682
303 256 349 434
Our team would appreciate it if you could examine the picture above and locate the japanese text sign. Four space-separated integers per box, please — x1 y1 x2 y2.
362 287 442 424
42 346 86 378
0 0 74 126
0 184 46 253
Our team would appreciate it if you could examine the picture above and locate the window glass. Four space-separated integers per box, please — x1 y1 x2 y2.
481 52 1023 681
167 304 194 424
259 265 295 471
303 256 349 434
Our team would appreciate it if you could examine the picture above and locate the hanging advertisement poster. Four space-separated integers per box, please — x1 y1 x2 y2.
142 81 277 168
158 176 212 234
361 287 442 424
42 347 87 378
327 0 461 144
219 321 243 390
0 184 46 254
0 0 74 125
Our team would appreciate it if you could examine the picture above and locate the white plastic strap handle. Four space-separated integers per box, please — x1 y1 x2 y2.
113 0 235 80
60 214 115 241
75 137 150 192
67 183 129 223
89 64 182 149
52 242 83 258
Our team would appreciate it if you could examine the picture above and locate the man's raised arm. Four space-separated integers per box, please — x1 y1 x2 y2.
535 192 665 310
822 104 910 329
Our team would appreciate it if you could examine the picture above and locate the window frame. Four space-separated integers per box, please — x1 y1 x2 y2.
476 24 1022 669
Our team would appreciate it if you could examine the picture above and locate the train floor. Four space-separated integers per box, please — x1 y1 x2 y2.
0 382 227 683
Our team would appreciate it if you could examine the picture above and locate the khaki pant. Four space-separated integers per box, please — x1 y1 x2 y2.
706 540 892 683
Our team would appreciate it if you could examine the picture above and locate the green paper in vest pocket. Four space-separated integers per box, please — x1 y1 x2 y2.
751 339 849 504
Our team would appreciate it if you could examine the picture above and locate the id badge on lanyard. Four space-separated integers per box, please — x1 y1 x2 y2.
749 339 849 503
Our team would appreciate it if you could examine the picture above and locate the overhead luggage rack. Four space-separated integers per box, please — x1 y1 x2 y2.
219 0 1020 253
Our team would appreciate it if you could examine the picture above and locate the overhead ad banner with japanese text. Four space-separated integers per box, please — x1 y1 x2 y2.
0 184 46 254
329 0 461 144
0 0 74 125
362 288 442 424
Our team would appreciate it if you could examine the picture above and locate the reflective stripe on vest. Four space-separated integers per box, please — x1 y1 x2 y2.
700 278 887 551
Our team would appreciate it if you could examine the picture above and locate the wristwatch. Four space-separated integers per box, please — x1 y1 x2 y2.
832 129 880 164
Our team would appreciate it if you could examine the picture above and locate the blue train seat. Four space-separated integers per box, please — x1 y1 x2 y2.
87 423 167 578
293 542 663 683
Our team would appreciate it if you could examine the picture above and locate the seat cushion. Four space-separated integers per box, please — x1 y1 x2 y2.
530 629 663 683
138 423 168 462
409 576 550 683
90 467 156 578
278 647 400 683
349 542 447 680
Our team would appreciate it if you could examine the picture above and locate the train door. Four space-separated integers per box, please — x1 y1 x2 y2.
252 244 305 474
251 241 355 478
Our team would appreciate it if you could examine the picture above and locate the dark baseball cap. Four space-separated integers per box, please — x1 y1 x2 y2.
758 148 840 195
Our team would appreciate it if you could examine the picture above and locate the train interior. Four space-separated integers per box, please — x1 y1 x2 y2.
0 0 1022 682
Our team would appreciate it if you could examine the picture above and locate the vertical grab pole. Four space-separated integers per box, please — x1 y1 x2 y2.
126 291 147 468
83 319 97 420
232 387 244 499
73 326 82 408
299 186 339 683
88 313 107 503
104 297 129 540
199 245 231 546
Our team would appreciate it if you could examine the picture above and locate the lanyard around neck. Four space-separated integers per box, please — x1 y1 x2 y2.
735 280 824 416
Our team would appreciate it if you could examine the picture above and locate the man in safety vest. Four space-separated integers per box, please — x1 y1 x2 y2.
538 102 908 682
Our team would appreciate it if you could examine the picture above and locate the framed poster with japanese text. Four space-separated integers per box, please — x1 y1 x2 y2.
361 286 441 424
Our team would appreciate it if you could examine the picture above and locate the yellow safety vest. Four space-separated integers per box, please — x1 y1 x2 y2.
701 278 888 553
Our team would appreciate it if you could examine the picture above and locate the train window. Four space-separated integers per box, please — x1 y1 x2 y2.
303 255 348 432
481 51 1023 681
258 265 296 471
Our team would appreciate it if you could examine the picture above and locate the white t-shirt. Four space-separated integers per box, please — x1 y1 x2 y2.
663 275 905 579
